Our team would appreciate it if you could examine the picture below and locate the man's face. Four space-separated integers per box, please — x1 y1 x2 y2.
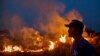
68 27 75 37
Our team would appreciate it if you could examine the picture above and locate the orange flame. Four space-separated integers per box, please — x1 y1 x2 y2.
3 45 13 52
27 49 43 52
48 41 55 51
71 38 74 42
59 35 66 43
3 45 23 52
13 46 23 52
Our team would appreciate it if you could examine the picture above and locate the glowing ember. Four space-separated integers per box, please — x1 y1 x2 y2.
27 49 43 52
59 35 66 43
48 41 55 51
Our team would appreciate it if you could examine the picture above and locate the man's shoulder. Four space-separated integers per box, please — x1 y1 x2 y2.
76 39 94 50
75 40 97 56
72 39 97 56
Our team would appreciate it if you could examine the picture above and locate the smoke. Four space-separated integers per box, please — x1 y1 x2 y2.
0 0 83 49
64 9 83 22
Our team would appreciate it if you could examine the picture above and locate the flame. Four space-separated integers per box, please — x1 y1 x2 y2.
84 37 95 43
3 45 23 52
71 38 74 42
84 38 89 41
27 49 43 52
48 41 55 51
13 46 23 52
3 45 13 52
59 35 66 43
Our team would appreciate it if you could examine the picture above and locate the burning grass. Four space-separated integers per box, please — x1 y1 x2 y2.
0 33 99 56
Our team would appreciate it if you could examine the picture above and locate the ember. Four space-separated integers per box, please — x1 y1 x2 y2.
26 49 43 52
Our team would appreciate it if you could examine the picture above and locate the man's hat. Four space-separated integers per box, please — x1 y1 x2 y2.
65 20 84 29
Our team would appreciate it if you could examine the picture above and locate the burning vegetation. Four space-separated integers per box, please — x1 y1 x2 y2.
0 27 100 56
0 9 100 55
0 0 100 56
0 10 100 56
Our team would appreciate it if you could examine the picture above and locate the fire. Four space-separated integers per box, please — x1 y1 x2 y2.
84 37 95 43
59 35 66 43
84 38 89 41
71 38 74 42
13 46 23 52
48 41 55 51
27 49 43 52
4 45 13 52
3 45 23 52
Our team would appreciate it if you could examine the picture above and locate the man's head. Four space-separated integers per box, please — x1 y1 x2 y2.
65 20 84 37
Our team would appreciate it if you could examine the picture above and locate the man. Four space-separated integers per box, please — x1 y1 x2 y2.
65 20 97 56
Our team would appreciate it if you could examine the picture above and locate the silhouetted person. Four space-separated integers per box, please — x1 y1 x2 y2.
65 20 97 56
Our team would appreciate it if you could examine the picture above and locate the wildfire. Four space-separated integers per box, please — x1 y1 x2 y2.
3 45 23 52
48 41 55 51
59 35 66 43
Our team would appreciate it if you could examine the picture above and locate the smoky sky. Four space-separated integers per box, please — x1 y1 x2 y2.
0 0 100 32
